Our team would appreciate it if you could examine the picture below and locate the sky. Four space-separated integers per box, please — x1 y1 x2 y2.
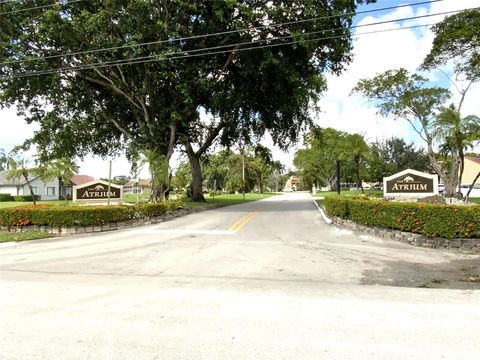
1 0 480 179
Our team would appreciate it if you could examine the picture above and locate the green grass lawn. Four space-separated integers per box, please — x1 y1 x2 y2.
184 192 278 208
0 231 53 243
468 198 480 204
122 193 150 203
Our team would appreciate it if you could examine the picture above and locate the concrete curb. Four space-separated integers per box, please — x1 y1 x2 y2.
312 199 332 224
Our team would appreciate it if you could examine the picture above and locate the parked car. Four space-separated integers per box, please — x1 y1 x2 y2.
458 184 480 198
438 184 445 195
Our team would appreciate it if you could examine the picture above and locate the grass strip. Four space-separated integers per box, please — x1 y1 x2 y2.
0 231 53 243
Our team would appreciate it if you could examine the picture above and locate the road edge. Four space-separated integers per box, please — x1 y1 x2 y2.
312 199 333 224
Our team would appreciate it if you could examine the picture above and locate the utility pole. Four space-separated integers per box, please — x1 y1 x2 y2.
336 160 341 195
242 148 245 201
107 158 112 205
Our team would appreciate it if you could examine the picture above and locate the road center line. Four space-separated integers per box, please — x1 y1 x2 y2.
228 212 258 232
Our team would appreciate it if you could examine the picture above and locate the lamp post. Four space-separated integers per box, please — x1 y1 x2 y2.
336 160 341 195
107 158 112 205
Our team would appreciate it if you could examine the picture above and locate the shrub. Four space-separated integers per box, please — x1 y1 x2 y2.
324 196 480 239
0 200 183 227
14 195 41 202
0 193 14 202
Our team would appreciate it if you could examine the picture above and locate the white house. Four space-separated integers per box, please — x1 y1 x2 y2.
123 179 152 195
0 171 60 200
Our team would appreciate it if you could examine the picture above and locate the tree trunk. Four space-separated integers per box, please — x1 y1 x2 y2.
23 173 36 205
186 151 205 202
459 149 465 187
425 132 461 198
466 170 480 199
355 160 364 194
189 154 205 202
445 149 461 198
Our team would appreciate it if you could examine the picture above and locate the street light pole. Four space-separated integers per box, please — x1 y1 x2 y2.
336 160 341 195
107 158 112 205
242 148 245 201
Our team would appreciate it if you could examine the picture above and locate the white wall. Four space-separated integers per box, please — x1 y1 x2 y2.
22 178 60 200
0 186 21 196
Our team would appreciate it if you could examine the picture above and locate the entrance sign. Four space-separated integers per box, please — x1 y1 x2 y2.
383 169 438 198
73 180 123 202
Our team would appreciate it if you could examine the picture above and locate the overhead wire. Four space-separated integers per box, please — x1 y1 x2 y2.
0 0 444 65
3 6 476 79
3 23 443 79
0 0 83 15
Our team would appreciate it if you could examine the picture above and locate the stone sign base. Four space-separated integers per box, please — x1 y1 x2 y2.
331 217 480 250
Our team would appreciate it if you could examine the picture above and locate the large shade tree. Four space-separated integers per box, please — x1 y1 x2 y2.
1 0 374 202
422 9 480 81
352 69 460 195
294 127 347 190
422 8 480 197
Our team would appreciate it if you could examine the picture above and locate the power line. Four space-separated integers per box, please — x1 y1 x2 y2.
0 0 444 65
0 0 83 16
3 6 474 78
3 22 442 79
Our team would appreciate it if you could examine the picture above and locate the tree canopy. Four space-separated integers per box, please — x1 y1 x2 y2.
1 0 374 201
422 9 480 81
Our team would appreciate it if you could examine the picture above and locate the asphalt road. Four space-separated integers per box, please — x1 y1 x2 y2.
1 192 479 359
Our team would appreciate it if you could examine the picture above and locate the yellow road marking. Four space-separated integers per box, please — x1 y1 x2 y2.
228 212 258 232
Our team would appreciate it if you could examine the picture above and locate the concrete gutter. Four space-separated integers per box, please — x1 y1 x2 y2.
312 197 332 224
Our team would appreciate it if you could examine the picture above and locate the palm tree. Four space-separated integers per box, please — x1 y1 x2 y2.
342 134 370 194
0 148 8 171
433 105 480 196
6 158 39 204
42 159 79 203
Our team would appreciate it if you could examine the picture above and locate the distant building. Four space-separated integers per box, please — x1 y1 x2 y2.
123 179 152 195
462 156 480 185
0 171 60 200
60 174 95 198
283 176 302 192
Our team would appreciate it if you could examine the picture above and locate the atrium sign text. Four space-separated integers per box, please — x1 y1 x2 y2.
73 181 123 202
383 169 438 198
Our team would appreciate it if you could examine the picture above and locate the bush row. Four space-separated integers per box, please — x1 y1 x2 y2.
0 201 182 227
0 194 42 202
0 193 14 202
324 196 480 239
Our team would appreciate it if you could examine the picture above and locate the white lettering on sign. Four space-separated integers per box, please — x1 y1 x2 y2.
81 191 117 198
391 183 427 191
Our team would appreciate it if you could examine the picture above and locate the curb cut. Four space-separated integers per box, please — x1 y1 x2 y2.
312 199 332 224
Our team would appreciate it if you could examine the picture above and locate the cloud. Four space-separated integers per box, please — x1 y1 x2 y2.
0 107 39 153
313 0 480 153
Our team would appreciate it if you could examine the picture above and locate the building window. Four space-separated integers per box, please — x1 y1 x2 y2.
47 187 55 195
31 186 38 195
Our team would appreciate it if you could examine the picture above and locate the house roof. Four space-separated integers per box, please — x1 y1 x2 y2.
70 175 95 186
465 156 480 165
0 171 37 186
125 179 151 186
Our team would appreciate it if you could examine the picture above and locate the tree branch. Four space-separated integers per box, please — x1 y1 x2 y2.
92 68 143 111
196 119 226 156
458 79 473 112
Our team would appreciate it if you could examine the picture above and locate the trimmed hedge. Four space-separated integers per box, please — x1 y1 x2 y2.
0 201 182 227
324 196 480 239
0 193 14 202
14 195 41 202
